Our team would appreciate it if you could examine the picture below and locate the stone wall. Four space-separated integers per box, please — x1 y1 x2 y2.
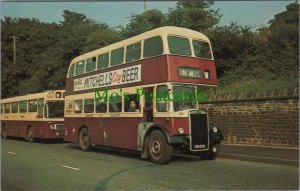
200 88 299 148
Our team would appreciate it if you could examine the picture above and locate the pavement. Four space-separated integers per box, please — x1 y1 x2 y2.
219 144 299 166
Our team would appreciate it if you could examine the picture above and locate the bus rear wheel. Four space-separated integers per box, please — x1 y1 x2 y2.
147 130 173 164
26 127 34 142
79 128 91 151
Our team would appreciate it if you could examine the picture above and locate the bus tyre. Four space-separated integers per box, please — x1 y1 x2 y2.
79 128 91 151
26 127 34 142
207 144 220 160
1 126 7 139
147 130 173 164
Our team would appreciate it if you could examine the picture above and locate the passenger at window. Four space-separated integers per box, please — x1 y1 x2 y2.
128 101 138 112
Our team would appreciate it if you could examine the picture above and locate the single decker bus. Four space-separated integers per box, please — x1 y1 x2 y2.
1 90 65 141
64 26 223 164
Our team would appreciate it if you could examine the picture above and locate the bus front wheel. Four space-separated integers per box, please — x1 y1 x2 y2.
147 130 173 164
79 128 91 151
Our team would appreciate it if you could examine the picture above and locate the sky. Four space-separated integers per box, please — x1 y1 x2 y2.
1 1 294 29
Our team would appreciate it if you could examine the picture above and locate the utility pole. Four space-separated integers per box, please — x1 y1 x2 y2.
10 35 17 64
144 0 147 12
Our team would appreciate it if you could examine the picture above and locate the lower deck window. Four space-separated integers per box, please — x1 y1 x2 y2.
84 99 94 113
109 95 122 112
74 100 83 113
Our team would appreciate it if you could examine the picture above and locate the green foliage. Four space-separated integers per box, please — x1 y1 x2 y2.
1 11 122 98
167 0 221 32
122 9 167 38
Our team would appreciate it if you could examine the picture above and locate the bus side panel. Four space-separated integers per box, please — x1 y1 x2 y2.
154 117 190 136
31 121 64 139
1 120 64 139
64 117 140 150
2 120 28 138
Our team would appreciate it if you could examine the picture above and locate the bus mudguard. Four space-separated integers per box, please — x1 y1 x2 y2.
137 122 170 151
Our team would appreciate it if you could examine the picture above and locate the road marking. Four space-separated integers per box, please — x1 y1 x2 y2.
7 151 16 155
61 165 79 171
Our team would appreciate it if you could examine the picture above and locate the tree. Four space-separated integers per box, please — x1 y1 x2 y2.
122 9 166 38
167 0 221 32
267 2 299 48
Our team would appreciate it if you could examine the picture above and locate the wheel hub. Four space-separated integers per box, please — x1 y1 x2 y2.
151 140 161 154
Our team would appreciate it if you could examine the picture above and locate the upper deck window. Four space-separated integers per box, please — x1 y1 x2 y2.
68 64 75 77
86 57 96 73
126 42 141 62
192 40 212 59
168 36 191 56
144 36 163 58
111 47 124 66
97 53 109 69
75 60 85 76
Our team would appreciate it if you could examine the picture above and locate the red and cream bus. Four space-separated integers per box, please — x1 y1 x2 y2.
64 26 223 164
1 90 65 141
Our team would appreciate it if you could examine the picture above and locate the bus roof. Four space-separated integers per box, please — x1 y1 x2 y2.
1 90 65 103
70 26 210 64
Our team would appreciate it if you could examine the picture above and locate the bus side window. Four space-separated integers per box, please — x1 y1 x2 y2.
111 47 124 66
74 100 83 113
84 99 94 113
109 95 122 112
19 101 27 113
68 63 75 77
0 103 3 114
97 53 109 69
37 98 44 118
75 60 85 76
4 103 10 113
126 42 141 63
86 57 96 73
168 36 191 56
156 85 168 112
96 99 107 113
11 102 18 113
125 94 140 112
144 36 163 58
29 100 38 112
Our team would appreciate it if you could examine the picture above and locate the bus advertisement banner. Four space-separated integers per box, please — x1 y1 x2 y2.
73 65 141 91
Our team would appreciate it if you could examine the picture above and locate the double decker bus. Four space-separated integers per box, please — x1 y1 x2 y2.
64 26 223 164
1 90 65 141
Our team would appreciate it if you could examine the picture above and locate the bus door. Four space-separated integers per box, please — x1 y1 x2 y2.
143 87 154 122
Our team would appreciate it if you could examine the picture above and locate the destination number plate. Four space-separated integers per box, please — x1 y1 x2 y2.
178 67 200 78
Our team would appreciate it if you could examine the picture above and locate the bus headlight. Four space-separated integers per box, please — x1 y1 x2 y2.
178 127 185 134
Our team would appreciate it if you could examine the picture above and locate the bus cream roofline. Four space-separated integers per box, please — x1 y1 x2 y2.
69 26 211 64
0 90 65 104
